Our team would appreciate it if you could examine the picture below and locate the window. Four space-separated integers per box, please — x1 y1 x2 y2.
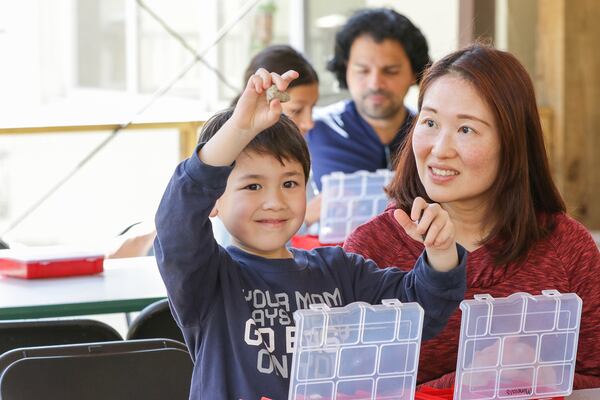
1 1 463 246
76 0 127 90
305 0 366 104
74 0 292 110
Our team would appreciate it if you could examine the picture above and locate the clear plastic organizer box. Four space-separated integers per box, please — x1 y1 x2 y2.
319 170 393 244
289 299 424 400
454 290 582 400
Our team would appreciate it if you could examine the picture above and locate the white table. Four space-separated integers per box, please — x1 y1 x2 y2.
2 255 596 399
0 256 166 320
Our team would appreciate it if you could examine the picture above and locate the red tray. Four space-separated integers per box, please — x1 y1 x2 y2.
290 234 342 250
0 247 104 279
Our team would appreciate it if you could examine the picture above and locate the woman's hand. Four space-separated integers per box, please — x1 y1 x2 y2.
230 68 299 137
393 197 459 272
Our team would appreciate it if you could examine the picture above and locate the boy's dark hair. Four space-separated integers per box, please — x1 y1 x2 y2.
327 8 431 89
198 108 311 182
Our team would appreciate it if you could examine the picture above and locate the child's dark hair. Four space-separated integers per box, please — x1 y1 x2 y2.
232 45 318 106
327 8 430 89
198 108 311 182
243 45 318 89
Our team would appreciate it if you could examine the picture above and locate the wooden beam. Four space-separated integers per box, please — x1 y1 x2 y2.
536 0 600 228
179 123 202 161
0 121 205 135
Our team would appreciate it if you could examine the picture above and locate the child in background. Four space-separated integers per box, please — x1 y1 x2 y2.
154 68 467 399
237 45 319 137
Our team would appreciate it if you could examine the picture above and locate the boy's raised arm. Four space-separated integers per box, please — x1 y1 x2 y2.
154 69 299 330
199 68 299 166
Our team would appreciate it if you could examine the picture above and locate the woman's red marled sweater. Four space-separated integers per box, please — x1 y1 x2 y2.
344 211 600 389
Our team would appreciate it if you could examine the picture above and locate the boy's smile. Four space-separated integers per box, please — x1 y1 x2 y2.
214 150 307 259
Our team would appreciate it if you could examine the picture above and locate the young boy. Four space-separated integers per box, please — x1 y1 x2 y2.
154 69 467 400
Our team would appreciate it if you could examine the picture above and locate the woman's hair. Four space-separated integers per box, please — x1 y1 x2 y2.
387 43 566 265
197 108 311 183
327 8 430 89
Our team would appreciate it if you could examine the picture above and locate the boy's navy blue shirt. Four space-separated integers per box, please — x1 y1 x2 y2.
306 99 415 191
154 150 467 400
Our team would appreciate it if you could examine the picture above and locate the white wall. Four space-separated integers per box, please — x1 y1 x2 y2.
0 0 43 114
0 0 73 123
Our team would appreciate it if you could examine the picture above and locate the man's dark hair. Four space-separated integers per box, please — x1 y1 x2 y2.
327 8 431 89
198 108 311 182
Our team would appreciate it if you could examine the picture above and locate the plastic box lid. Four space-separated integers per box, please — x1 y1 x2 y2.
319 170 393 244
289 299 424 400
454 290 582 400
0 246 104 279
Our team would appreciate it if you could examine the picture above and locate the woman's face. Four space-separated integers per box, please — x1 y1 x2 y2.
413 74 501 209
281 83 319 135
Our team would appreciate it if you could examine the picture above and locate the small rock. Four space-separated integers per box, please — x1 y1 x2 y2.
266 85 290 103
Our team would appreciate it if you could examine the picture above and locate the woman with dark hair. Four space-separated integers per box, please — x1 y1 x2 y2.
344 43 600 388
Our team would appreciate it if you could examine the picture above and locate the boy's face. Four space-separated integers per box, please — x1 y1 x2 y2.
214 150 307 259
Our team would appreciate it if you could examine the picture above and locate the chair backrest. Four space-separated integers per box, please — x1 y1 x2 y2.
126 298 185 343
0 318 122 355
0 339 192 400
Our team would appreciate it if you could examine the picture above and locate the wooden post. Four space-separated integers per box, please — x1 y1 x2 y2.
536 0 600 228
178 123 202 161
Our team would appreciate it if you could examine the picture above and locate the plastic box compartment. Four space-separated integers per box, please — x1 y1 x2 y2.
289 299 423 400
454 290 582 400
319 170 393 244
0 247 104 279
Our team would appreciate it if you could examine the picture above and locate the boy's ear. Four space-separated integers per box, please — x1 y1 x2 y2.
210 195 225 218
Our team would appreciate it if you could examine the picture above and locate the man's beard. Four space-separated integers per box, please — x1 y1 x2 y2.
357 90 402 120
